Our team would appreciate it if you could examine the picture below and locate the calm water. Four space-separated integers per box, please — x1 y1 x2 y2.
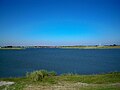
0 48 120 77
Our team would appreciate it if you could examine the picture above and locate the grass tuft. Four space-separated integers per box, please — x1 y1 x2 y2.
26 70 57 82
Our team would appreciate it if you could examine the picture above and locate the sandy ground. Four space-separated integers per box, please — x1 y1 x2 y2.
24 81 120 90
0 81 15 86
0 81 120 90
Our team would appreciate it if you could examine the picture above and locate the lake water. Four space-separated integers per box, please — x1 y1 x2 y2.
0 48 120 77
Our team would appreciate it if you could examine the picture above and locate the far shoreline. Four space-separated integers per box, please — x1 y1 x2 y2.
59 46 120 49
0 45 120 50
0 48 25 50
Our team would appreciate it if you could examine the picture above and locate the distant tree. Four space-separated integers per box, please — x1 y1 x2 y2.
113 44 117 46
6 46 12 48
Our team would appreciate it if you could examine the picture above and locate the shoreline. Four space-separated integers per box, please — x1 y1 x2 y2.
59 46 120 49
0 46 120 50
0 48 25 50
0 71 120 90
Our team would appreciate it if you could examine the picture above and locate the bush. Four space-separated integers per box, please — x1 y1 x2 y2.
48 71 57 76
26 70 57 81
40 70 49 77
61 72 75 76
26 70 44 81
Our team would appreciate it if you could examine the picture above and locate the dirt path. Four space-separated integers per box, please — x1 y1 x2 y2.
24 81 120 90
0 81 15 86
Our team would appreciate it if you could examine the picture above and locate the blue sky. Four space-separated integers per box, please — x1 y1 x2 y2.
0 0 120 46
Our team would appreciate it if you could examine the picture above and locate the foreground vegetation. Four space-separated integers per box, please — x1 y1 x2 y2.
0 70 120 90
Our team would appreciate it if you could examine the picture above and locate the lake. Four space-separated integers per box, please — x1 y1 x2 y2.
0 48 120 77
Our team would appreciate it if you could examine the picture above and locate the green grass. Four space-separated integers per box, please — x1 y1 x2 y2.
0 71 120 90
59 72 120 84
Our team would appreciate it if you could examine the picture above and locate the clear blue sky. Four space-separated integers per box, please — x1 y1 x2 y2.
0 0 120 46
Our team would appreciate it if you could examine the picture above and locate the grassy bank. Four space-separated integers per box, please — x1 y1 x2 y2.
59 46 120 49
0 71 120 90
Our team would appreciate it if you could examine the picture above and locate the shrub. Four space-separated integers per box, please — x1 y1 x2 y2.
48 71 57 76
26 70 57 81
40 70 49 78
61 72 76 76
26 70 44 81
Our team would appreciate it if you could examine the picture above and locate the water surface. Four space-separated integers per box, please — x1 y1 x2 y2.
0 48 120 77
